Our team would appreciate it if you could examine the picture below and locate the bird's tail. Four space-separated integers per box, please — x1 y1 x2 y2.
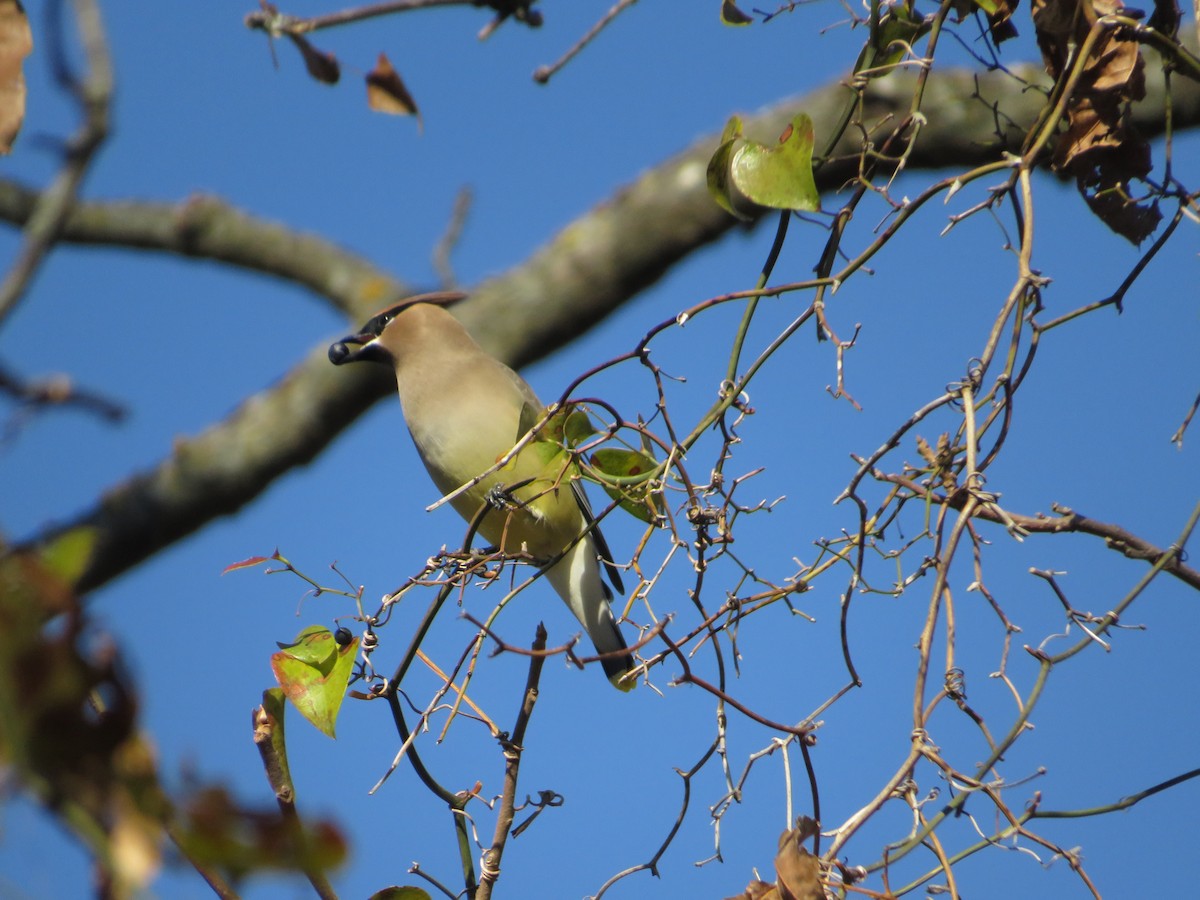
545 538 636 691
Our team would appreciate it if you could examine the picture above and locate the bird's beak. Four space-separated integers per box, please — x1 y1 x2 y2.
328 332 383 366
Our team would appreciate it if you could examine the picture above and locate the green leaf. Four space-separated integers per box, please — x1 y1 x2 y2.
855 5 931 76
591 448 656 480
589 448 665 525
519 404 599 486
707 116 752 219
520 402 596 450
540 402 597 448
522 438 572 474
717 115 742 146
720 0 754 25
707 113 820 219
271 627 358 738
560 405 597 447
707 134 749 219
275 624 338 667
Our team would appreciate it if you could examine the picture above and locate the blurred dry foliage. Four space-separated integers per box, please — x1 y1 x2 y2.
2 0 1199 898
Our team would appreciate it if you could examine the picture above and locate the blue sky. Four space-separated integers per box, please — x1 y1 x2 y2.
2 3 1198 898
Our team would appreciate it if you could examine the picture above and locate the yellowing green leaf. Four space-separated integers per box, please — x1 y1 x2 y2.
271 626 358 738
561 406 597 447
707 113 820 220
589 448 664 525
276 624 338 667
855 5 931 76
542 402 597 448
523 438 572 474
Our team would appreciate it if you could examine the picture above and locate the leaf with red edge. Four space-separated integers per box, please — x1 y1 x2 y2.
590 447 664 525
707 113 819 220
271 626 358 738
221 555 273 575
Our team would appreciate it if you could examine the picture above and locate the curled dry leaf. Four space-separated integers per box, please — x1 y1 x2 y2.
1146 0 1181 33
776 817 824 900
1032 0 1161 242
726 818 825 900
366 52 421 127
0 0 32 154
975 0 1021 43
286 32 340 85
720 0 755 25
948 0 1018 42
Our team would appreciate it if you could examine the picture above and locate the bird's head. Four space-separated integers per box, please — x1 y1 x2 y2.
328 291 467 366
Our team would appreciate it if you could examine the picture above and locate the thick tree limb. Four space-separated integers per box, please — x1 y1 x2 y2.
4 62 1199 593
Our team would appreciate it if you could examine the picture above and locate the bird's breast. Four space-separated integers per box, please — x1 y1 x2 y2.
405 411 583 558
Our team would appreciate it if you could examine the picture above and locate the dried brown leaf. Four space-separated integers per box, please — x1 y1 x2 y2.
775 818 824 900
366 52 421 126
916 434 936 467
721 0 755 25
1075 148 1161 243
1088 33 1145 97
985 0 1021 43
286 32 340 85
1146 0 1181 35
1033 0 1157 242
0 0 32 154
0 548 165 891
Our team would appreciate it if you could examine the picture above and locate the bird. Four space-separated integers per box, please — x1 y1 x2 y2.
328 292 636 690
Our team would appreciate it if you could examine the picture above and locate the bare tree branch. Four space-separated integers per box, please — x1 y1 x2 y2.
0 0 112 328
4 61 1199 594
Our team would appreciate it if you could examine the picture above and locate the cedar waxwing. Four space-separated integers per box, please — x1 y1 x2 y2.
329 293 636 689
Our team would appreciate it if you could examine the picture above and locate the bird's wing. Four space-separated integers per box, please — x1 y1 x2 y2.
516 397 625 597
516 398 541 446
570 478 625 597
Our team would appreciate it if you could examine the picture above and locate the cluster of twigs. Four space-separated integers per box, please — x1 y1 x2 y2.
3 1 1200 898
298 4 1200 898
